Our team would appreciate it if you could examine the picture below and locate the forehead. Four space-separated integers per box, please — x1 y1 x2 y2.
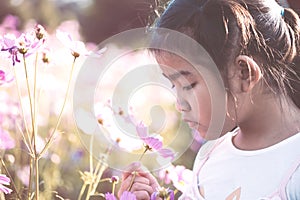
155 51 200 76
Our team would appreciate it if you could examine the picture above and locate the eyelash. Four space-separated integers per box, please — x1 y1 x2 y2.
171 82 197 90
183 82 197 90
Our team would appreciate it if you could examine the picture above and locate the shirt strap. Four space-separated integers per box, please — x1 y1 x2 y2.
277 157 300 199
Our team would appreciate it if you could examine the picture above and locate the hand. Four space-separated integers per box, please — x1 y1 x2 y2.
118 162 160 200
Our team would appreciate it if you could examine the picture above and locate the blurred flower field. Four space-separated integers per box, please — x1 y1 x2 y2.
0 12 202 200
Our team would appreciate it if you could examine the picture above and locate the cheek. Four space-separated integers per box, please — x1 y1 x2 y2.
199 93 212 121
194 86 212 122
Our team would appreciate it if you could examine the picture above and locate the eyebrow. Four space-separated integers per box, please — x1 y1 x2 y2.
162 70 192 81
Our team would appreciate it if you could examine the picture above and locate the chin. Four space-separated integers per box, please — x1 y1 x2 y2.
195 126 226 141
192 126 207 139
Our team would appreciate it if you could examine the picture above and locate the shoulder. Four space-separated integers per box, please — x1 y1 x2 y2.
193 132 232 170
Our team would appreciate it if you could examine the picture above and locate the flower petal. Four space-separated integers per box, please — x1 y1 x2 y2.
143 137 163 150
169 190 175 200
150 191 158 200
105 192 117 200
136 121 148 138
158 148 175 160
120 191 137 200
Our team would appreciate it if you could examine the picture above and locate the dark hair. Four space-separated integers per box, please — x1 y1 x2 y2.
153 0 300 109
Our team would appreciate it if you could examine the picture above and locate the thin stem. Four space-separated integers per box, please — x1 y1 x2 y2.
112 182 116 196
78 183 87 200
127 172 137 192
138 148 148 162
89 135 94 175
90 144 112 195
90 159 108 195
23 54 38 200
39 56 77 157
85 135 94 200
17 124 33 155
127 148 148 191
0 158 22 200
13 67 32 153
28 157 33 200
34 157 39 200
23 54 36 146
33 53 38 148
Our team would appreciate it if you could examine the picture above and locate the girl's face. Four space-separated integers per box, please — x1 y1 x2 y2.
157 53 235 138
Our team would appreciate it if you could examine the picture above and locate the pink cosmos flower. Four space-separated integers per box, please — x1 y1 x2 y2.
0 129 15 150
0 70 14 85
159 164 193 193
105 191 136 200
120 191 137 200
1 33 19 65
150 187 174 200
105 193 117 200
136 122 175 160
172 166 193 193
34 24 47 40
56 30 87 58
17 32 42 55
0 174 12 194
1 25 46 65
158 165 175 185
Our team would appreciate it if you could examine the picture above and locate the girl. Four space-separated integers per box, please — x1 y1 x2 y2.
119 0 300 199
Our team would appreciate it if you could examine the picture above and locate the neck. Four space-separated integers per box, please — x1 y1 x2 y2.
233 96 300 150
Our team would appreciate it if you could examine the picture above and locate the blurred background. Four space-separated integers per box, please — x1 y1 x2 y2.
0 0 200 199
0 0 170 43
0 0 299 199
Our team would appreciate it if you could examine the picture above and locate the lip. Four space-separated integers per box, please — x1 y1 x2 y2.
183 118 208 130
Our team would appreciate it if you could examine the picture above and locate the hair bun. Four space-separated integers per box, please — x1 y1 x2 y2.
282 8 300 58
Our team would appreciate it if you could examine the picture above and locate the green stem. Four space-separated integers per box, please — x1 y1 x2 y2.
34 157 39 200
127 148 148 191
33 53 38 148
23 54 36 147
0 158 22 200
33 53 40 200
28 158 33 200
23 54 39 200
12 67 33 153
39 56 77 157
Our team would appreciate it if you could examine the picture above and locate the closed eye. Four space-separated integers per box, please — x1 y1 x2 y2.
183 82 197 90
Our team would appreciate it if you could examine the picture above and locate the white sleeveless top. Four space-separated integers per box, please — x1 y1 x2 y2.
179 129 300 200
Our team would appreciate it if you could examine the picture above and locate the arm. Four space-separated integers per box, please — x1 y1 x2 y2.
118 162 160 200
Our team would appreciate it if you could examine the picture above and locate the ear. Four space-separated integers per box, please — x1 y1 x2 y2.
235 55 262 92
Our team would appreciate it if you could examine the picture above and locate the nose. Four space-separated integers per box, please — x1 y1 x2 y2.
176 98 191 112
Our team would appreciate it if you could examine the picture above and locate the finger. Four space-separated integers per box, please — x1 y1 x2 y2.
122 162 142 180
133 190 151 200
118 174 143 197
137 172 160 189
133 176 150 185
130 182 154 195
118 175 148 193
118 176 131 197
